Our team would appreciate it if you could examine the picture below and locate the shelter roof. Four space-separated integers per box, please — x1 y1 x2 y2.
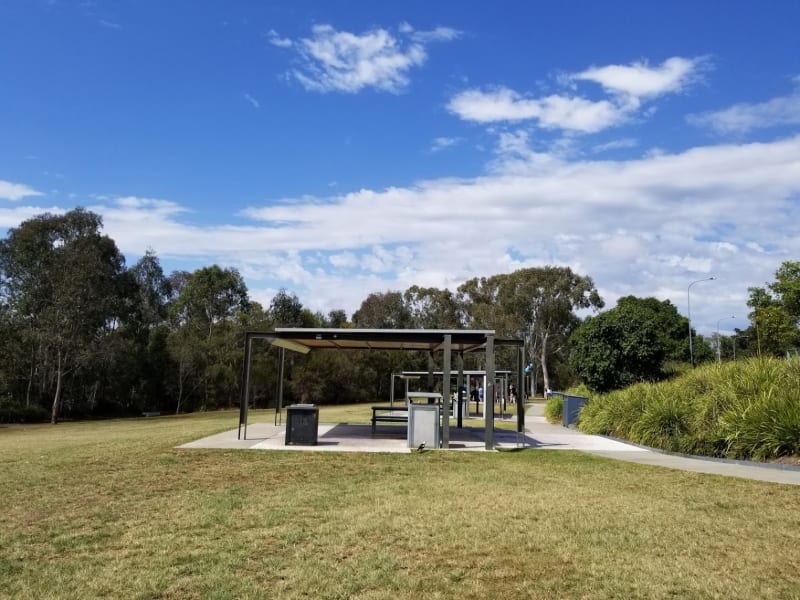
249 328 522 354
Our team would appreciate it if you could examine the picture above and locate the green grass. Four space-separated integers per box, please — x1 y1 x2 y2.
2 411 800 599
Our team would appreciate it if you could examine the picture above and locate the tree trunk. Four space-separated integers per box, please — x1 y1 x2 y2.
51 350 63 424
176 357 185 415
539 333 550 394
26 353 34 408
88 380 99 411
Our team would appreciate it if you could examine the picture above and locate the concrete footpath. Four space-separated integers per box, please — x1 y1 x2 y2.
526 403 800 486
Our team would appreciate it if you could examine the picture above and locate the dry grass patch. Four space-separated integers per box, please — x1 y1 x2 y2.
2 411 800 599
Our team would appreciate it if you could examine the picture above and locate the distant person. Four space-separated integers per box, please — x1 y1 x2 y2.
478 385 484 402
509 384 516 405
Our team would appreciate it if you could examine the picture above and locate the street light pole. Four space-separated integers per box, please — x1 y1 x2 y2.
716 315 735 363
688 277 716 367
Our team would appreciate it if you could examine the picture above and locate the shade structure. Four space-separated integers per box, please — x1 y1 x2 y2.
238 328 524 450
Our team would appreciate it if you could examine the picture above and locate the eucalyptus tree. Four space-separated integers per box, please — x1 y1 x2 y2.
269 288 318 327
130 249 173 333
170 265 251 410
459 267 603 393
125 251 174 411
0 208 129 422
352 291 416 400
403 285 463 329
352 291 412 329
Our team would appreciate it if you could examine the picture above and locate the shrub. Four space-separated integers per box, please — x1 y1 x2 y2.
544 394 563 423
0 401 50 423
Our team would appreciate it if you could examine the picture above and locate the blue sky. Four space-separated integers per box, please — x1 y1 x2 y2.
2 1 800 334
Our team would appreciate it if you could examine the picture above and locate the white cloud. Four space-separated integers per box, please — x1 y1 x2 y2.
687 82 800 134
243 93 260 109
266 29 292 48
573 56 706 99
592 138 638 153
329 251 358 268
448 56 705 135
0 180 44 201
430 136 462 152
409 26 461 43
447 87 625 132
7 137 800 331
487 130 566 174
277 23 459 94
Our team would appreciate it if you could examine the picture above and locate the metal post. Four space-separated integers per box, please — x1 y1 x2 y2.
441 334 451 449
485 334 495 450
456 352 464 428
427 352 435 392
516 344 525 441
238 334 253 440
688 277 715 367
275 347 285 426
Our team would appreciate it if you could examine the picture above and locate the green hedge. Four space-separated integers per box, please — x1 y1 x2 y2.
579 357 800 461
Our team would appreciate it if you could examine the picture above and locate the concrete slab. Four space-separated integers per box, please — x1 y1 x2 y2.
179 420 531 453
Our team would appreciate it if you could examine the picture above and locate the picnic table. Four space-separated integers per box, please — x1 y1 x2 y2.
371 405 409 433
372 392 446 433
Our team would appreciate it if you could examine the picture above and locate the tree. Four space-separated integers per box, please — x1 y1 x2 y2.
351 291 417 400
459 267 603 393
269 288 318 327
0 208 129 422
403 285 463 329
325 309 348 328
126 251 174 411
569 296 689 392
616 296 692 361
170 265 251 409
130 249 172 333
771 261 800 319
352 291 412 328
747 261 800 356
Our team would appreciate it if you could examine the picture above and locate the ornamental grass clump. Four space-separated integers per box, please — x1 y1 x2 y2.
578 356 800 461
629 385 692 452
544 394 563 423
578 386 644 439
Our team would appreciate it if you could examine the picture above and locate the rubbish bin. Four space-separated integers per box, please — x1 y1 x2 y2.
408 403 439 449
562 395 588 428
285 404 319 445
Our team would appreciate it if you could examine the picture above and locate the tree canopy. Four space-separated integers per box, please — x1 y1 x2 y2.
746 260 800 356
569 296 688 392
0 209 129 422
459 266 603 393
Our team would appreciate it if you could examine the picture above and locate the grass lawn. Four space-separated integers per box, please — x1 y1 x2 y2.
2 409 800 599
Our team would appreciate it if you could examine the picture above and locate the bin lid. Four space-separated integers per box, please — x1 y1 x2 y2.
288 403 317 409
